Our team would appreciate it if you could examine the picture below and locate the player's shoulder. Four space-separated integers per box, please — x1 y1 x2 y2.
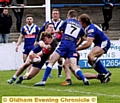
21 25 27 30
90 23 102 31
87 23 96 29
86 24 95 33
46 20 52 23
50 38 58 46
34 24 40 28
60 19 64 22
42 21 50 26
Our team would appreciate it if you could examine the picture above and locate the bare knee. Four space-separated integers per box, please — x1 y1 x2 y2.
24 74 33 80
88 54 96 66
58 58 62 65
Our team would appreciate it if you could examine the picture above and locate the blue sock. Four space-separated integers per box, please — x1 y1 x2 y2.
19 76 24 80
42 65 52 81
75 69 85 81
94 60 108 74
12 77 16 81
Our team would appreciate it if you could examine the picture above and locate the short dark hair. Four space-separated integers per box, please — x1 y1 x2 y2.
78 14 91 25
67 10 77 18
26 14 33 18
40 32 52 40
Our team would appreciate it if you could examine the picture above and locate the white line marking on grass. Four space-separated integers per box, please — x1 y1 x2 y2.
3 83 120 98
15 84 120 98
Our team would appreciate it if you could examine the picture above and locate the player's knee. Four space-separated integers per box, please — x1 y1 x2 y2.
88 54 94 62
63 64 66 69
25 74 33 80
58 59 62 65
63 62 69 69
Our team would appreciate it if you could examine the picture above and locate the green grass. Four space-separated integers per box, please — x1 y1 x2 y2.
0 68 120 103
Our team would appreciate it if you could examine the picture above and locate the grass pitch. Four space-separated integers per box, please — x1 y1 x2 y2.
0 68 120 103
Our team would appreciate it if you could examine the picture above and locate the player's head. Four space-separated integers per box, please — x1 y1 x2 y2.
26 14 34 25
40 32 53 44
67 10 77 19
3 8 8 15
52 8 60 22
45 23 55 34
78 13 92 28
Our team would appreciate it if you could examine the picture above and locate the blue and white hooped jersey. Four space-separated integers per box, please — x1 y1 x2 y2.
84 23 110 45
59 18 85 43
41 19 64 32
21 23 40 49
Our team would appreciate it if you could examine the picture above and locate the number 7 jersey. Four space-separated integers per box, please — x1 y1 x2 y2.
59 18 85 43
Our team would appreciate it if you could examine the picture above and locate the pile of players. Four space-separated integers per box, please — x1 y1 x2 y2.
7 8 112 86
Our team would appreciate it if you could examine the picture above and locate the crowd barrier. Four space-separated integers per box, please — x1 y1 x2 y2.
0 42 59 70
51 3 120 8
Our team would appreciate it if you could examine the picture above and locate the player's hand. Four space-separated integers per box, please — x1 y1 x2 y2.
42 45 51 55
55 33 62 42
34 41 39 46
29 54 35 61
20 4 25 7
4 6 8 8
15 46 19 52
110 3 113 7
44 45 51 50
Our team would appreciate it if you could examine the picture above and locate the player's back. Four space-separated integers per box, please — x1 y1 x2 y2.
87 23 110 44
60 18 84 43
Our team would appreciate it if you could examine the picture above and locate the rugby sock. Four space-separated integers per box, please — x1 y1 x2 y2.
42 64 52 81
94 59 108 74
19 76 24 81
16 76 23 84
75 69 85 81
45 61 49 66
12 75 17 81
93 58 104 73
12 77 16 81
58 65 62 75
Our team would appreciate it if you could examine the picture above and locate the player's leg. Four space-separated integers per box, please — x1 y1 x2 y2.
88 46 108 73
34 51 61 86
57 57 63 78
7 58 31 84
69 57 90 85
88 46 111 83
15 66 40 84
16 56 45 84
25 65 32 76
43 51 61 80
62 55 106 84
70 67 103 80
45 57 52 78
23 49 32 77
62 58 72 86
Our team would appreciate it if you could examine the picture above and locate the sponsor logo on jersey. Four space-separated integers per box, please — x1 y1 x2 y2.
25 34 35 38
88 29 94 33
73 53 78 56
